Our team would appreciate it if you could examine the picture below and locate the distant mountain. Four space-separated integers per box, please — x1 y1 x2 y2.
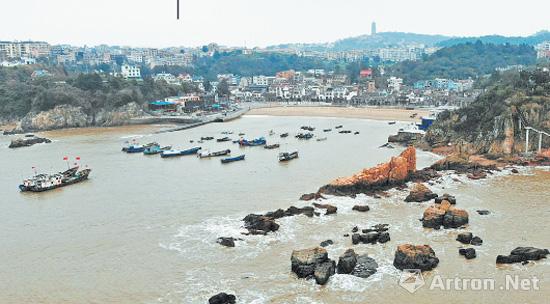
268 32 451 51
437 31 550 47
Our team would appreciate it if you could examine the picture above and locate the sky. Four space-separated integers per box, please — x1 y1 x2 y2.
1 0 549 48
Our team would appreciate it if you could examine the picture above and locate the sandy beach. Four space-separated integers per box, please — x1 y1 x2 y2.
246 106 431 122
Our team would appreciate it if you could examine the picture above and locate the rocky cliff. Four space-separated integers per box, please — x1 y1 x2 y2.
13 102 144 132
318 146 417 196
423 68 550 156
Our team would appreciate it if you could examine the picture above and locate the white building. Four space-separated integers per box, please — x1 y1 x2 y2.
535 41 550 59
387 77 403 92
121 64 141 79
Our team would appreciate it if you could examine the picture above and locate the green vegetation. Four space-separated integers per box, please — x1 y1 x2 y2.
437 31 550 47
0 65 189 119
388 42 537 84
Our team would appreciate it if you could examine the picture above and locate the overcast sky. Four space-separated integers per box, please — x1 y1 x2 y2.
1 0 548 47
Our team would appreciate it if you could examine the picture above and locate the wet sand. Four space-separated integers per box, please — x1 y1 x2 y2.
247 106 431 122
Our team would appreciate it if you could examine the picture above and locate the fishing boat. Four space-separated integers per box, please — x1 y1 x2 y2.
280 133 289 138
295 133 314 140
143 144 172 155
238 137 266 147
316 137 327 142
201 136 214 141
238 133 245 136
264 144 280 150
338 130 352 134
388 121 397 125
216 137 232 142
19 166 91 192
278 151 299 162
300 126 315 131
221 154 245 164
221 131 233 135
160 147 202 158
335 125 343 129
123 142 157 153
354 131 360 135
198 149 231 158
323 128 332 132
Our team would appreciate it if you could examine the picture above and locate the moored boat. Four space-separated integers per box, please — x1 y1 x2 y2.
338 130 352 134
217 137 232 142
201 136 214 141
280 133 289 138
19 166 91 192
221 154 245 164
278 151 299 162
264 144 280 149
323 128 332 132
295 133 314 140
199 149 231 158
143 144 172 155
238 137 266 147
316 137 327 142
335 125 343 129
160 147 202 158
300 126 315 131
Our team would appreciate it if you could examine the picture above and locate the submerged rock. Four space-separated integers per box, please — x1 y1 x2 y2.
216 237 241 248
320 240 334 247
393 244 439 271
8 136 51 148
470 236 483 246
496 247 549 264
291 247 335 285
456 232 473 244
242 214 279 235
208 292 236 304
459 248 477 259
312 203 337 215
300 192 326 201
405 183 438 202
352 205 370 212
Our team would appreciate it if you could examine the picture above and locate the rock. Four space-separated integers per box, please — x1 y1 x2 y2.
284 206 315 217
360 232 380 244
337 249 357 274
352 205 370 212
208 292 236 304
378 232 391 243
350 255 378 278
351 226 359 233
456 232 473 244
320 240 334 247
388 131 424 145
314 260 336 285
470 236 483 246
300 192 325 201
291 247 335 285
242 214 279 234
8 136 51 148
312 203 337 215
496 247 549 264
422 201 468 229
405 183 438 202
318 147 417 196
459 248 477 259
216 237 240 247
467 170 488 180
343 234 350 237
476 210 491 215
351 233 361 245
511 168 519 174
393 244 439 271
435 194 456 204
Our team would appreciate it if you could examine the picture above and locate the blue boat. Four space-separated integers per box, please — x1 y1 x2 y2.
143 144 172 155
238 137 266 147
126 145 145 153
160 147 202 158
221 154 245 164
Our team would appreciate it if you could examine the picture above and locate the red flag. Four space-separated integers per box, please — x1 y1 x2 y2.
76 157 81 160
63 156 68 161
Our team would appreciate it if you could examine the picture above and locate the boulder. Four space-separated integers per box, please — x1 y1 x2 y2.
350 255 378 278
360 232 380 244
351 226 359 233
312 203 337 215
216 237 240 247
456 232 473 244
459 248 477 259
337 249 357 274
496 247 549 264
405 183 438 202
393 244 439 271
300 192 325 201
378 232 391 243
435 193 456 204
320 239 334 247
208 293 236 304
351 233 361 245
470 236 483 246
422 201 468 229
291 247 335 285
242 214 279 234
8 136 51 148
352 205 370 212
467 170 488 180
351 225 391 245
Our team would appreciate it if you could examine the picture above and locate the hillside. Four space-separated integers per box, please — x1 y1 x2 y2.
423 67 550 155
437 31 550 47
388 42 537 84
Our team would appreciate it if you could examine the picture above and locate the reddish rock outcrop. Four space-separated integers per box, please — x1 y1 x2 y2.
405 183 438 202
318 147 417 196
422 201 469 229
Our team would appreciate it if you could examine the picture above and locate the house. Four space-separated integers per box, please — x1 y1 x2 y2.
121 64 141 79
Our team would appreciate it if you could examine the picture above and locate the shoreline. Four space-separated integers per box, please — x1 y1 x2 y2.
246 106 431 122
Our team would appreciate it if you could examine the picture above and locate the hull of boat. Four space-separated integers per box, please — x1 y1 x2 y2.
19 170 91 192
221 155 245 164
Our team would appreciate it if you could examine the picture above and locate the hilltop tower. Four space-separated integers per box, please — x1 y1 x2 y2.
371 22 377 35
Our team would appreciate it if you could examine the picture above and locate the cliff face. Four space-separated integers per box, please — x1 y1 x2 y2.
423 69 550 156
319 146 416 195
15 102 144 132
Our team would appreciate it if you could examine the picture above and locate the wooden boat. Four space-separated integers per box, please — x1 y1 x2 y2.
338 130 352 134
201 136 214 141
199 149 231 158
221 154 245 164
280 133 289 138
279 151 298 162
295 133 314 140
19 166 91 192
323 129 332 132
216 137 232 142
143 144 172 155
388 121 397 125
238 137 266 146
123 142 157 153
335 125 343 129
354 131 360 135
300 126 315 131
160 147 201 158
316 137 327 142
238 133 245 136
264 144 280 150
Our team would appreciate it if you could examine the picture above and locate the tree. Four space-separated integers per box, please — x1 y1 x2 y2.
216 79 230 97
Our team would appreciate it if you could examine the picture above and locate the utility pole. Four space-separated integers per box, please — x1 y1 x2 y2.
177 0 180 20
